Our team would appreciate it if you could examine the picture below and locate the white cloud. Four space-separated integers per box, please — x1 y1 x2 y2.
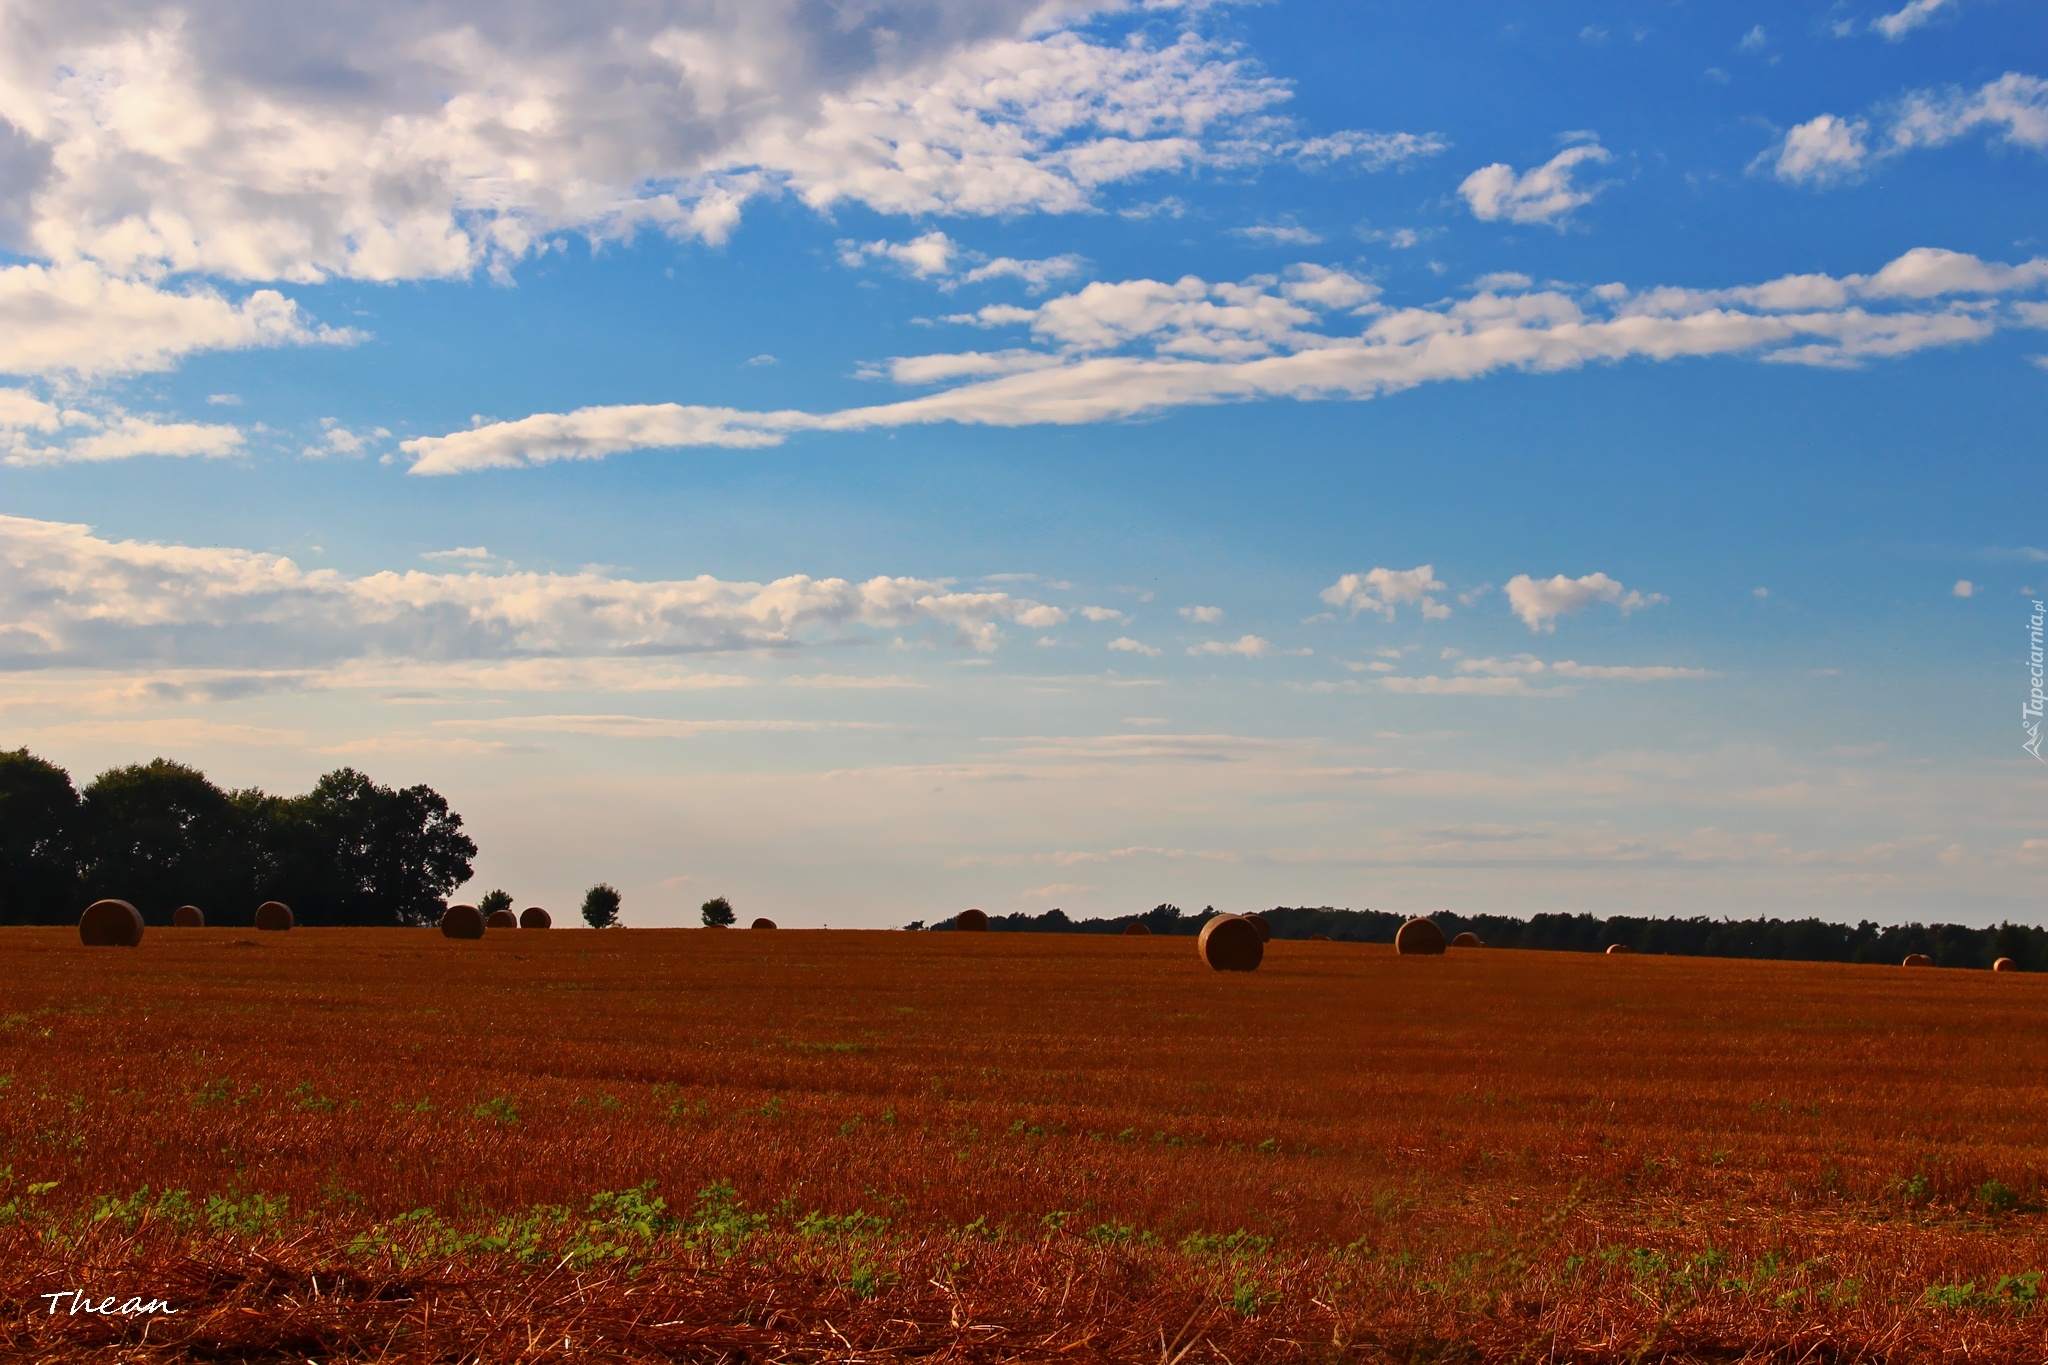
0 513 1073 671
1079 606 1126 623
0 263 348 378
841 231 1084 293
1321 566 1449 620
1739 25 1768 51
302 418 390 459
1872 0 1956 40
0 396 245 467
1769 73 2048 186
1458 655 1717 681
1107 636 1161 656
1458 142 1612 225
1292 129 1448 169
1504 573 1665 632
1179 605 1224 623
1953 579 1977 597
1378 674 1560 697
421 546 494 564
1189 634 1271 657
402 245 2048 472
1232 221 1323 246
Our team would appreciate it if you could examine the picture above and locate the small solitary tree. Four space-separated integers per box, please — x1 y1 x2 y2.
581 883 622 928
701 896 736 928
477 888 513 918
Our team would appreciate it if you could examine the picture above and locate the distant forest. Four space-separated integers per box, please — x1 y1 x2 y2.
915 903 2048 971
0 750 475 927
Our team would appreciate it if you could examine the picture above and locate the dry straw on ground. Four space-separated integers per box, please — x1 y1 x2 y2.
1243 912 1271 942
1395 917 1446 956
751 918 777 930
1452 931 1482 948
173 905 204 928
519 907 552 929
1994 956 2016 972
485 909 519 929
955 909 989 932
440 904 485 940
1122 922 1151 936
77 899 143 947
1606 944 1634 955
254 901 293 931
1903 953 1933 967
1197 914 1263 972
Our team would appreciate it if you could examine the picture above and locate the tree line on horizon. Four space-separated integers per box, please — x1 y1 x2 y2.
915 903 2048 971
0 750 476 927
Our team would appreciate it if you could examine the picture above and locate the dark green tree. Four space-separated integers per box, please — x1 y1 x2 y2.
477 888 514 918
582 883 622 928
275 769 477 926
79 759 254 923
0 749 82 924
700 896 736 927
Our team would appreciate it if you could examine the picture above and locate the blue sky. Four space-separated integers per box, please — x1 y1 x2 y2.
1 0 2043 926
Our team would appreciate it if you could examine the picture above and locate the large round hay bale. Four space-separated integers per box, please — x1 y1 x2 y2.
1395 917 1446 956
79 899 144 947
955 908 989 932
254 901 294 931
520 907 551 929
485 909 519 929
1902 952 1933 967
1994 956 2017 973
751 917 777 930
1243 912 1272 942
440 904 485 940
1198 915 1263 972
173 905 204 928
1122 921 1151 936
1605 943 1633 955
1308 932 1330 941
1451 931 1482 948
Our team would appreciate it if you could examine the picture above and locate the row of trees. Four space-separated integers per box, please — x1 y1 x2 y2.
916 903 2048 971
0 750 476 927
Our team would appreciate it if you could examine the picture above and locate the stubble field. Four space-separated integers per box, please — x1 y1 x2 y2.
0 926 2044 1362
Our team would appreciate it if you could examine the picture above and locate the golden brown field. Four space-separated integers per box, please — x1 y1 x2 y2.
1 926 2045 1362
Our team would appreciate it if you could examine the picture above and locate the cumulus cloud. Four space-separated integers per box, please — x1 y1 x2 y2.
1458 142 1612 225
1504 572 1665 632
1872 0 1956 40
840 231 1084 292
1107 636 1161 656
0 513 1073 671
1179 605 1224 623
0 395 244 466
402 245 2048 473
1321 566 1449 620
1189 634 1272 657
1768 73 2048 185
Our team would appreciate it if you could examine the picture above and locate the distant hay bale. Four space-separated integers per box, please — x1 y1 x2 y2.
1395 918 1446 956
1123 921 1151 936
955 909 989 933
1451 931 1482 948
1994 956 2017 972
751 917 778 930
78 899 144 947
441 904 485 940
254 901 294 932
1243 912 1272 942
1605 944 1633 956
486 909 519 929
173 905 204 928
1308 932 1330 941
520 907 552 929
1902 952 1933 967
1198 914 1263 972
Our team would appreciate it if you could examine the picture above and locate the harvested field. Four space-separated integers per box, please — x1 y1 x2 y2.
1 928 2045 1362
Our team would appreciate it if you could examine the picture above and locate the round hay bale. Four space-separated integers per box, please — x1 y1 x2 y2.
78 899 143 947
440 904 485 940
955 908 989 933
751 917 778 930
254 901 294 931
1394 917 1446 956
1902 952 1933 967
1243 912 1272 942
486 909 519 929
1994 956 2017 973
1451 930 1482 948
1122 921 1152 936
173 905 204 928
1198 915 1263 972
519 907 552 929
1308 931 1330 941
1605 943 1633 955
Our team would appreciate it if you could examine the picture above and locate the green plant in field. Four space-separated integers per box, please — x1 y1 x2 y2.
797 1208 889 1240
680 1181 766 1258
1231 1281 1267 1316
1979 1179 2022 1214
205 1191 287 1236
1179 1228 1272 1260
1085 1221 1159 1248
470 1095 520 1126
290 1082 336 1114
0 1179 58 1225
